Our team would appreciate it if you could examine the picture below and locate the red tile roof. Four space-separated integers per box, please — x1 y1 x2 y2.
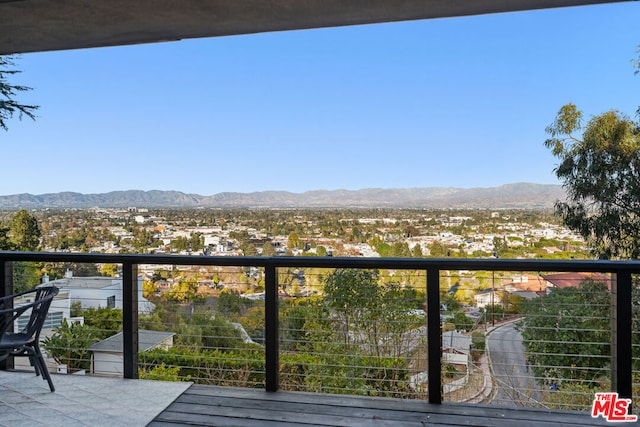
542 272 612 290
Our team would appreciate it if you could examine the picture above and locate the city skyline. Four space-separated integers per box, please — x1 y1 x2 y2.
1 2 638 196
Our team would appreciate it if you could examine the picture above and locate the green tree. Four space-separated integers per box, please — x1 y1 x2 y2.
321 269 424 358
70 301 83 317
389 242 410 257
544 103 640 259
322 269 380 346
411 244 423 258
142 280 158 299
198 315 246 350
242 243 258 256
0 55 38 131
140 363 188 382
375 241 391 257
100 263 118 277
428 241 447 257
82 307 123 339
492 236 508 257
262 242 276 256
287 232 300 249
451 311 474 332
9 209 41 251
190 232 204 252
372 283 424 357
43 262 98 278
518 279 611 383
42 320 101 372
12 261 41 292
0 225 13 250
218 289 250 316
171 236 187 252
164 276 199 302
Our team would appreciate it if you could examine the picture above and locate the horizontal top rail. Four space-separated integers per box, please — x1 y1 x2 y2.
1 250 640 273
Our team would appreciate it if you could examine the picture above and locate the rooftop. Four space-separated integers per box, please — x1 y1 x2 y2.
88 330 175 353
45 276 120 290
543 272 613 289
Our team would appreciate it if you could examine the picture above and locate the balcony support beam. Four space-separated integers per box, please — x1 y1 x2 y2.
122 262 139 379
265 263 279 392
611 271 632 399
427 268 441 404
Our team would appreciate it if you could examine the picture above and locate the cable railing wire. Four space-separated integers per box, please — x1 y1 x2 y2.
0 252 638 411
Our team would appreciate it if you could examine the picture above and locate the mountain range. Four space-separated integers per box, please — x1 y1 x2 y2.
0 183 565 209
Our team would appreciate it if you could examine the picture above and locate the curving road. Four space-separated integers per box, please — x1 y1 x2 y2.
486 322 543 407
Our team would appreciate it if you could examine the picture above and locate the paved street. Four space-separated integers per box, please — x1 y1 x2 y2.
486 322 544 407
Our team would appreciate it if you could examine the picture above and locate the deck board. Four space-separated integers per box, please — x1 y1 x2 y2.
149 384 613 427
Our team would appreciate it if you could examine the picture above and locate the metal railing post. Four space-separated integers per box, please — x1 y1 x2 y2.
427 268 442 404
122 262 139 379
0 261 12 298
611 271 632 399
265 263 279 392
0 261 14 370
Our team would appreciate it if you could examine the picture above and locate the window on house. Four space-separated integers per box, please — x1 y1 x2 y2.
107 295 116 309
43 312 63 329
17 311 63 330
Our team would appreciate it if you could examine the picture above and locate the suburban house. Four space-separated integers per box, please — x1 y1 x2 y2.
43 270 155 314
442 330 471 367
18 274 156 373
473 289 502 309
88 330 175 376
543 272 612 292
504 274 547 293
13 288 72 332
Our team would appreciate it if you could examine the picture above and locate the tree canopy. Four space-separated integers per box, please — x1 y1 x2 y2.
9 209 41 251
544 103 640 259
0 55 38 131
321 269 424 357
518 279 612 384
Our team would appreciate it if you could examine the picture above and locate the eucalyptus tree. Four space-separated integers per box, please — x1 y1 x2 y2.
544 103 640 259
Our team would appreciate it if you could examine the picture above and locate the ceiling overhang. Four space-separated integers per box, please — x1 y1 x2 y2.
0 0 632 55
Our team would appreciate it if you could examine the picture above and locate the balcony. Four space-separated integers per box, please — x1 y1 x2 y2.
1 251 638 426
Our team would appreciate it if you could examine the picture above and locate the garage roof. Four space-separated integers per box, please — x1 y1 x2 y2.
0 0 630 55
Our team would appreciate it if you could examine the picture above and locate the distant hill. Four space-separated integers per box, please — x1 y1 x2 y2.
0 183 565 209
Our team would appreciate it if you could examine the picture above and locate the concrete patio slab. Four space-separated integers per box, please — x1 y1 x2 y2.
0 370 191 427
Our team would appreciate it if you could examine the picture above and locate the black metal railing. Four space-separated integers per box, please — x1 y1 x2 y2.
1 251 639 405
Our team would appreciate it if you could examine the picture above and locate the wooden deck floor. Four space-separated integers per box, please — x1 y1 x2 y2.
149 385 613 427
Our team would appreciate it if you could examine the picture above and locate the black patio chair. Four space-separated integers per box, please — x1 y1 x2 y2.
0 286 59 392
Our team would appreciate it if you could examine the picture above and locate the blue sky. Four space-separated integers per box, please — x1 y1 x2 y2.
1 2 638 196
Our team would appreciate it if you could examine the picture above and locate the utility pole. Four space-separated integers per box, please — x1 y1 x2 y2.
491 252 498 327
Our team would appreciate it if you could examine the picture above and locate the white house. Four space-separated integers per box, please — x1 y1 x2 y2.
44 270 155 314
474 289 502 309
442 330 471 366
13 288 72 332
